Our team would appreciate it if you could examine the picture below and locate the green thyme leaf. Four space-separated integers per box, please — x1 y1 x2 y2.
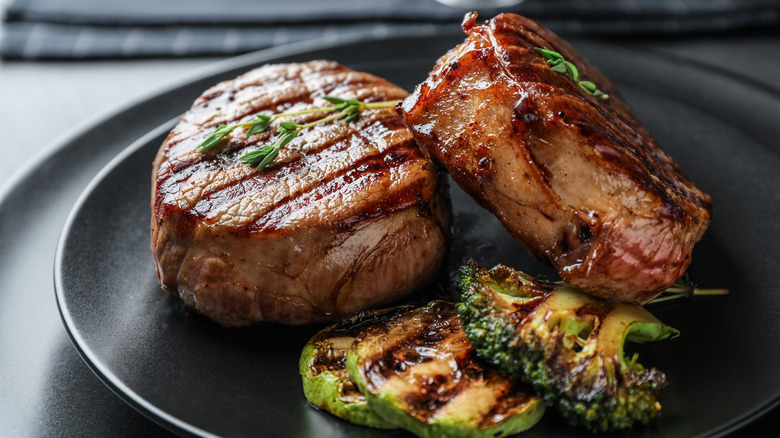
240 130 298 169
535 47 608 101
322 95 346 104
534 47 564 61
255 146 280 169
245 114 273 137
578 81 609 100
279 121 299 131
551 63 568 74
547 58 564 67
579 81 596 92
563 61 579 81
277 131 297 149
197 124 236 152
239 144 276 164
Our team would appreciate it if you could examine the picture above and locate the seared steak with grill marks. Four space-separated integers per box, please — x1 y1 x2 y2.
151 61 450 326
397 13 711 304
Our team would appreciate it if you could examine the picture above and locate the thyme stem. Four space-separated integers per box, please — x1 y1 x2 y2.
195 96 401 169
649 273 729 304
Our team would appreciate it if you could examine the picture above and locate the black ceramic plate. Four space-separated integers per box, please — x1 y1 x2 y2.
54 35 780 438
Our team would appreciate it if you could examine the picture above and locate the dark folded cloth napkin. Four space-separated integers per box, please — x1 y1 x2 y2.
2 0 780 60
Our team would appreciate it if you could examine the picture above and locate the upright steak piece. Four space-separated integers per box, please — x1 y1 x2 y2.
398 13 711 303
152 61 449 326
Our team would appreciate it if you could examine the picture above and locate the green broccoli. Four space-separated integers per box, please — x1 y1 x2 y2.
457 261 679 433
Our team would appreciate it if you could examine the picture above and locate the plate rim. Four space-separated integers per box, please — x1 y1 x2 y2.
52 119 206 437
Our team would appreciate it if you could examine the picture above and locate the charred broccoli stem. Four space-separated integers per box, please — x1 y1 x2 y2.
457 261 679 432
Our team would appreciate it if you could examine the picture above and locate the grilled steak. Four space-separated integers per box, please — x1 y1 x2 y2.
151 61 450 326
397 13 711 303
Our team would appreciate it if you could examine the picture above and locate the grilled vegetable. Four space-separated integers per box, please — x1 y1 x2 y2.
299 307 411 428
347 301 545 438
457 261 679 432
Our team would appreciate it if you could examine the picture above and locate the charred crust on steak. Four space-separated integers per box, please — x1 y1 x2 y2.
151 61 450 325
397 13 711 303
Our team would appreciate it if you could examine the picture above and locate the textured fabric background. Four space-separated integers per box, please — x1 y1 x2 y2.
2 0 779 59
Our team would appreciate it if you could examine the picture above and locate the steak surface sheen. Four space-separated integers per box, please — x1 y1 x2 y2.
152 61 450 326
397 13 711 303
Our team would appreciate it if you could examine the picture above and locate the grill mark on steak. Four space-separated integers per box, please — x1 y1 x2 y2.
482 16 711 221
165 67 385 159
166 109 354 193
183 114 414 228
185 127 358 216
477 27 700 221
162 87 316 162
160 76 410 210
249 143 425 232
464 14 706 218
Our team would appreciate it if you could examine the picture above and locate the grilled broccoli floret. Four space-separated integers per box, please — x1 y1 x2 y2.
457 261 679 433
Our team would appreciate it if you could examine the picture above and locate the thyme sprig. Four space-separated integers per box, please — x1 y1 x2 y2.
649 272 729 304
535 47 609 100
558 272 727 305
196 95 401 169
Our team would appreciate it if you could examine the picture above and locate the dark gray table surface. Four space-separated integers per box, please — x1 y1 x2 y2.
0 19 778 437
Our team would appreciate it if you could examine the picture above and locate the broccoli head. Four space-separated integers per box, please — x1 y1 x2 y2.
457 261 679 432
